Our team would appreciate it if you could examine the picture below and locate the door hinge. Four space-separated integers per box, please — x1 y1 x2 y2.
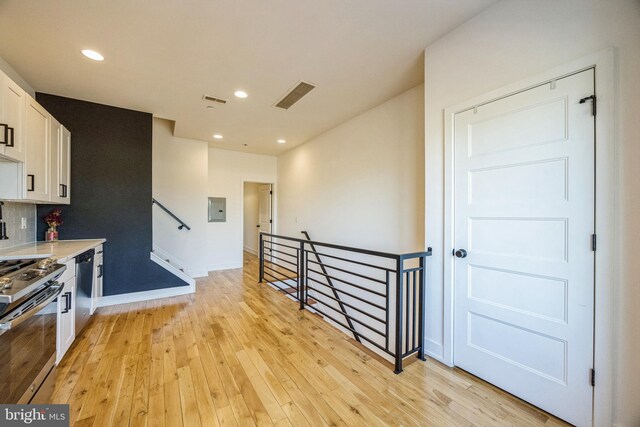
579 95 597 116
269 219 272 224
590 368 595 387
592 234 597 251
270 190 273 195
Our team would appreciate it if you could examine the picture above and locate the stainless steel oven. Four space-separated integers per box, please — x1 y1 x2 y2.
0 258 65 404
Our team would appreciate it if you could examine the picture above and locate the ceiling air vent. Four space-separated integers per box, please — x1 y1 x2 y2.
275 81 316 109
202 95 227 104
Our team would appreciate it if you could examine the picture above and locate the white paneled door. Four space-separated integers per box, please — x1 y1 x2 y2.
258 184 272 234
453 69 595 426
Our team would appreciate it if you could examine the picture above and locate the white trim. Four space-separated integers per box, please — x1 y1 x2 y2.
152 244 191 276
207 262 243 271
243 246 258 256
190 269 209 278
97 284 195 307
442 48 615 427
150 251 196 286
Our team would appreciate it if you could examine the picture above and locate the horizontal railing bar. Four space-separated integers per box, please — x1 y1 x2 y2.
311 300 386 336
264 261 298 277
265 254 299 271
262 232 402 259
307 267 387 297
306 257 388 285
306 250 395 272
307 279 386 310
306 286 386 324
263 265 298 283
264 280 299 301
400 249 433 260
263 240 300 251
311 309 394 356
402 266 423 274
263 270 296 287
271 284 300 300
401 348 421 358
265 247 299 262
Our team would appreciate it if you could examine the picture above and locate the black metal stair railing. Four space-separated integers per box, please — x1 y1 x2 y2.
258 232 432 374
152 198 191 230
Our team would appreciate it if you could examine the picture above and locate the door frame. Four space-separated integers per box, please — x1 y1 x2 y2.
241 181 276 255
442 48 615 426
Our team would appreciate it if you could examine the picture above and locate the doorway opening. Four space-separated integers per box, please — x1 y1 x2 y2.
243 182 273 256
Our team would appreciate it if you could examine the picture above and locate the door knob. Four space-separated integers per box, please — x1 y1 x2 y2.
454 249 467 258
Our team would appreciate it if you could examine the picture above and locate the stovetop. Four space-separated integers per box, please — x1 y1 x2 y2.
0 258 66 304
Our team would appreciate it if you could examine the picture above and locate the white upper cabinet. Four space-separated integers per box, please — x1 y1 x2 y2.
60 126 71 203
0 72 70 204
50 121 71 205
24 95 50 202
0 71 26 162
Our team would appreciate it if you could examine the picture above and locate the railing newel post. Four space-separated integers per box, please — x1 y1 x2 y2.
299 241 305 310
418 254 427 361
394 256 404 374
259 233 264 283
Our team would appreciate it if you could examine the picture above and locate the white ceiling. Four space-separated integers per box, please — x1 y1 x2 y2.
0 0 495 155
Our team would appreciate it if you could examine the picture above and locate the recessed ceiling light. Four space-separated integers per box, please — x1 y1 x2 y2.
213 134 223 139
81 49 104 61
277 139 286 144
234 90 248 99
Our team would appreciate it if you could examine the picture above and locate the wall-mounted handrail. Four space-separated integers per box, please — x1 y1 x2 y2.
152 198 191 230
259 231 432 374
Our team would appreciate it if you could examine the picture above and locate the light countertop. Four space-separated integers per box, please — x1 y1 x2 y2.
0 239 106 262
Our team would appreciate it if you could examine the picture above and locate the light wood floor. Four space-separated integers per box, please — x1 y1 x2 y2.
51 252 568 427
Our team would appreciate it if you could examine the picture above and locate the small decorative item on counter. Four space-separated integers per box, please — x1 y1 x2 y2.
44 209 63 241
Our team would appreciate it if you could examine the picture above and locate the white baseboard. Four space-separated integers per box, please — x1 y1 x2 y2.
426 339 446 365
208 262 243 272
97 284 195 307
243 246 258 256
190 269 209 278
152 245 191 276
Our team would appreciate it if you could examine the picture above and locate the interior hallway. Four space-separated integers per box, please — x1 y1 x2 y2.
49 252 568 426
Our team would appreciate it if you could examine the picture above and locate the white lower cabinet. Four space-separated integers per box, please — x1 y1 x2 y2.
91 247 104 314
57 271 76 364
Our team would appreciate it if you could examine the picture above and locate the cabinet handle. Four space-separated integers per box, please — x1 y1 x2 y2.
98 265 103 278
27 174 35 192
64 184 68 198
0 123 7 145
61 292 71 314
6 127 14 147
59 184 64 198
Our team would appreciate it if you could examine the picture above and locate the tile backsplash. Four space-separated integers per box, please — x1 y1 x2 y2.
0 202 36 249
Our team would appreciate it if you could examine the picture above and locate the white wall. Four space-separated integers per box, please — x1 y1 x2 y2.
243 182 260 254
422 1 640 425
208 148 277 270
277 84 424 253
0 55 34 97
152 118 209 277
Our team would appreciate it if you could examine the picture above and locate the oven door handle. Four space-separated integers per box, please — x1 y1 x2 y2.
0 283 63 332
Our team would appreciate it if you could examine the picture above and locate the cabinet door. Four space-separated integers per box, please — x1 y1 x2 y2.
1 74 26 162
56 276 76 364
60 127 71 204
25 96 50 201
49 117 63 203
91 253 103 314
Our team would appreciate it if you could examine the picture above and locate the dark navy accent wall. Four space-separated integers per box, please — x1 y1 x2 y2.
36 93 186 296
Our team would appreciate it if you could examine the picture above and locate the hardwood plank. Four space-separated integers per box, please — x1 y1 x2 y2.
48 251 568 427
